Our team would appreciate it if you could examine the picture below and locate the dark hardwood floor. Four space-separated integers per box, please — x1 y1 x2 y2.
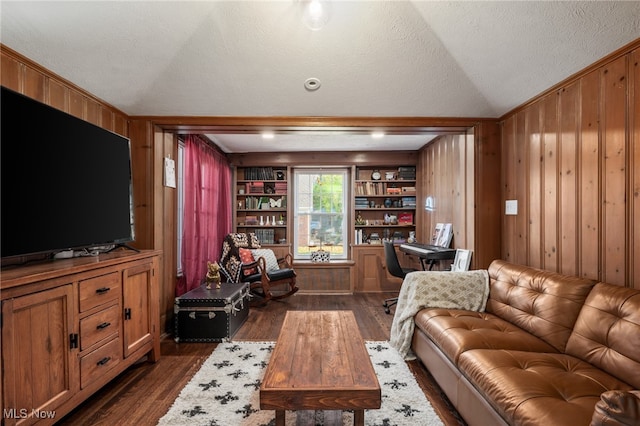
59 293 466 425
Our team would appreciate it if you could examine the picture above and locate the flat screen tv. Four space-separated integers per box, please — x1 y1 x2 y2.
1 86 135 260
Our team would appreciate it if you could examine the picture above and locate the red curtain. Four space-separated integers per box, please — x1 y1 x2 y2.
177 135 232 296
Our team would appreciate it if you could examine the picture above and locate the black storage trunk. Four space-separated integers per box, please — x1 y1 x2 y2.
174 282 250 342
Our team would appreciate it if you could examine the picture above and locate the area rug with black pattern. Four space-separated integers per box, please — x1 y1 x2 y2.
158 340 443 426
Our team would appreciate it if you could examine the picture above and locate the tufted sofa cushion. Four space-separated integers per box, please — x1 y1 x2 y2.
414 309 558 363
458 349 634 426
565 283 640 389
590 390 640 426
486 259 597 352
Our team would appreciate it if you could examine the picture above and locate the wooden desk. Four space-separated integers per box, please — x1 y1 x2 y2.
260 310 381 426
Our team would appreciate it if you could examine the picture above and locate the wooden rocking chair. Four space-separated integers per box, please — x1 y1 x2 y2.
219 233 298 305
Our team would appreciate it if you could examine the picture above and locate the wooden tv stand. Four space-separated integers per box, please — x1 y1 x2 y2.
1 250 161 425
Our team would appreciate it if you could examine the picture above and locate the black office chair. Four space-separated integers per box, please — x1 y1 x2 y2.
382 241 418 314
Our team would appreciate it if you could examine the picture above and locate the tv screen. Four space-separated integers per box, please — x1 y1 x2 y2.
1 86 135 259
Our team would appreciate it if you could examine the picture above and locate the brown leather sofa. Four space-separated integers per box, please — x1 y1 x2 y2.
410 259 640 426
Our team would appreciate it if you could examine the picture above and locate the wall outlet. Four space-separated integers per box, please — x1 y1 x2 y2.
505 200 518 215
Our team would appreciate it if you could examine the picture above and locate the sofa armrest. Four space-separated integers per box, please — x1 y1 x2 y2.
590 390 640 426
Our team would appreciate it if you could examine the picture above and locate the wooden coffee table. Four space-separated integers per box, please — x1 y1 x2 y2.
260 310 381 426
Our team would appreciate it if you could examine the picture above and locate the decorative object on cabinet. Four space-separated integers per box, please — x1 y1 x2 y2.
269 197 283 208
398 212 413 225
392 231 406 244
384 213 398 225
369 233 381 244
205 261 222 289
310 245 331 262
371 169 382 180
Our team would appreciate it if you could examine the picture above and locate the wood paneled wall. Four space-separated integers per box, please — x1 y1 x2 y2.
128 120 178 331
420 134 474 249
417 123 502 270
500 41 640 288
1 46 128 136
157 130 178 330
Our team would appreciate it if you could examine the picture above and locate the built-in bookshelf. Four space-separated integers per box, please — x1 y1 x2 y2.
235 166 288 245
354 166 417 245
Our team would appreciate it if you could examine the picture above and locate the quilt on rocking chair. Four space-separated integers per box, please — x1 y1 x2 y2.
219 232 298 303
219 232 261 283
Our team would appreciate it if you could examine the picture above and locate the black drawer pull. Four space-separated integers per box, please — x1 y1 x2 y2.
96 322 111 330
97 356 111 366
96 287 111 294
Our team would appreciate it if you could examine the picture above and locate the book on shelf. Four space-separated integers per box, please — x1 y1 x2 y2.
397 166 416 180
355 181 387 195
246 181 265 194
243 167 276 180
243 196 272 210
274 181 288 194
255 228 275 244
244 197 257 209
355 197 370 208
401 196 416 206
398 212 413 225
244 215 259 225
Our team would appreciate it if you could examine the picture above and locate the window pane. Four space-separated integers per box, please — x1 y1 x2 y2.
294 169 348 260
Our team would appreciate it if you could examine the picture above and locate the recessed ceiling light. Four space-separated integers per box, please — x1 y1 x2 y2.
262 132 275 139
303 0 330 31
371 131 385 139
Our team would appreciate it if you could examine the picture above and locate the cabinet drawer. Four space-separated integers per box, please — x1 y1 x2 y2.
80 304 121 350
79 272 121 312
80 337 122 389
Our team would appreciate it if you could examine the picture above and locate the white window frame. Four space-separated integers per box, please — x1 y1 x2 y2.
292 168 349 260
176 140 185 276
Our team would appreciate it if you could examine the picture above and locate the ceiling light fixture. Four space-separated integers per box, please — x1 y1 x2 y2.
371 131 385 139
302 0 330 31
262 131 275 139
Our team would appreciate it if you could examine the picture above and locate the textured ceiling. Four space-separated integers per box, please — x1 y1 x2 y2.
1 1 639 152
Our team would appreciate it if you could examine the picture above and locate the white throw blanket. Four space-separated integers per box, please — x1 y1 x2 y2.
390 270 490 360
